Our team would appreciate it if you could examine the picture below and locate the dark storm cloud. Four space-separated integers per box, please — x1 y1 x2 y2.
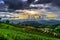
52 0 60 6
3 0 35 9
3 0 26 9
37 0 60 7
2 0 60 9
35 0 52 4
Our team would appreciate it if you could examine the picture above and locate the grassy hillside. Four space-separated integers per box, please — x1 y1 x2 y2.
0 23 60 40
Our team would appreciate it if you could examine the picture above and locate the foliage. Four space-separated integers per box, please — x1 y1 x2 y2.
0 22 60 40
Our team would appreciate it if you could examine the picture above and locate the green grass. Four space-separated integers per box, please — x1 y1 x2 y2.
0 23 60 40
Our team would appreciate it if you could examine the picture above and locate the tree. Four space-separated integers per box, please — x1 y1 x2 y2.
6 20 9 24
0 18 1 21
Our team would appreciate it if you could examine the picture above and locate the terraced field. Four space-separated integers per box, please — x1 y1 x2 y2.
0 23 60 40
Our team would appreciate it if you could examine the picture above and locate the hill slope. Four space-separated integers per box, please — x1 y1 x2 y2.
0 23 60 40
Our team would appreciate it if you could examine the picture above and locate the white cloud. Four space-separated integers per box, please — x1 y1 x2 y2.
0 0 4 4
22 0 27 2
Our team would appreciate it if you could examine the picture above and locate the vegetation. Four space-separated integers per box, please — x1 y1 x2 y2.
0 21 60 40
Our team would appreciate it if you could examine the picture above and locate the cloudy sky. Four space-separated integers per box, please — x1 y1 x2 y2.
0 0 60 20
0 0 4 4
